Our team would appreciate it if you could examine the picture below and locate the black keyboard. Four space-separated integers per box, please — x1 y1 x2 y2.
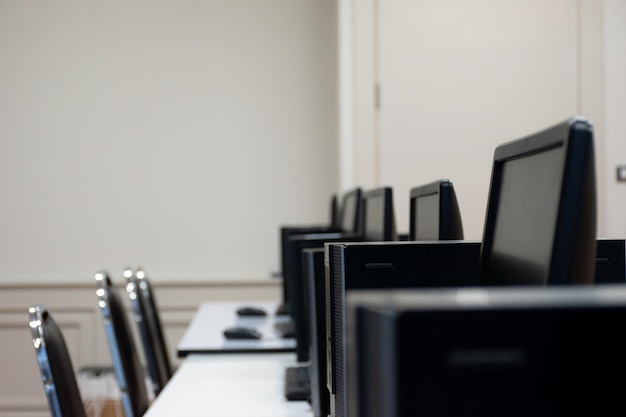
284 365 310 401
274 320 295 338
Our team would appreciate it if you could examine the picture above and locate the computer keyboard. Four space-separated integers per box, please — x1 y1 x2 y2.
274 320 295 338
284 365 310 401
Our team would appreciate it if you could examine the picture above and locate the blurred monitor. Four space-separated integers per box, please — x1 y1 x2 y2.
340 188 363 233
347 285 626 417
409 179 464 241
330 194 340 229
361 187 397 241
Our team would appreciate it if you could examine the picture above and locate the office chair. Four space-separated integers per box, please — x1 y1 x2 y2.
29 304 88 417
96 271 149 417
125 267 173 397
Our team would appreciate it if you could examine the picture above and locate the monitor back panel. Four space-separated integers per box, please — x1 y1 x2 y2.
280 226 340 312
347 286 626 417
303 248 330 417
288 233 362 362
595 239 626 283
325 241 482 417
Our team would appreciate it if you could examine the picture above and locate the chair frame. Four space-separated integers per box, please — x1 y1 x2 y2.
29 305 64 417
29 304 87 417
125 267 172 396
96 271 148 417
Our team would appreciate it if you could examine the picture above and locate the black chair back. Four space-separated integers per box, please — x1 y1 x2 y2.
125 267 173 396
29 304 87 417
96 271 149 417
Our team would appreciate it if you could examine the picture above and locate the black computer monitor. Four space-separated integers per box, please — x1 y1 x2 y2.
287 187 397 363
274 192 349 315
278 226 337 315
325 240 481 417
303 247 330 417
409 179 464 241
480 116 596 285
346 285 626 417
361 187 397 241
330 194 340 229
340 188 362 233
279 188 362 316
327 117 598 417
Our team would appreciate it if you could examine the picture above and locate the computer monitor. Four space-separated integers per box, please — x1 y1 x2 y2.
278 226 338 315
278 188 362 317
409 179 464 241
347 285 626 417
275 192 348 315
361 187 397 241
303 247 330 417
340 188 362 233
280 193 365 401
327 117 598 417
480 116 597 285
325 241 481 417
286 232 361 360
330 194 340 229
288 187 395 364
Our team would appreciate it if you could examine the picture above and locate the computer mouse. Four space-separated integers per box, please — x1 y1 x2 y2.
236 306 268 317
223 327 262 340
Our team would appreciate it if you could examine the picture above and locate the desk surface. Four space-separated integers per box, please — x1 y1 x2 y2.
144 353 312 417
177 301 296 356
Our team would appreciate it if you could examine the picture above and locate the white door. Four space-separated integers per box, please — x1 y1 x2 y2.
353 0 587 239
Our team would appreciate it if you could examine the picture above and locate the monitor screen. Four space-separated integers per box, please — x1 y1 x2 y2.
410 180 464 241
340 188 362 233
364 193 385 241
490 147 564 283
414 193 439 240
362 187 396 241
481 117 596 286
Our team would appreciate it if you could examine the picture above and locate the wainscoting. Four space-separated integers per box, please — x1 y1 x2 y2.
0 278 281 417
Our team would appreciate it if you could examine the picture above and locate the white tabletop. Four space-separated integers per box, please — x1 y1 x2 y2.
144 354 313 417
177 301 296 356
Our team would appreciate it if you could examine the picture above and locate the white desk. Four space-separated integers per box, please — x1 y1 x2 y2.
144 354 313 417
177 301 296 356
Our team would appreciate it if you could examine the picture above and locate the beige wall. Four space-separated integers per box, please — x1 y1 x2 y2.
378 0 579 239
0 2 338 413
344 0 624 239
3 0 621 281
0 0 339 284
604 0 626 238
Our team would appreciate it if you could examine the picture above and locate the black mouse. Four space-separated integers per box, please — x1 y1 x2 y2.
223 327 262 340
236 306 268 317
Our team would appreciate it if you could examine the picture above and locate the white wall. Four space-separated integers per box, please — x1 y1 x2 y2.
604 0 626 238
0 1 339 283
3 1 620 282
346 0 622 239
380 0 580 239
